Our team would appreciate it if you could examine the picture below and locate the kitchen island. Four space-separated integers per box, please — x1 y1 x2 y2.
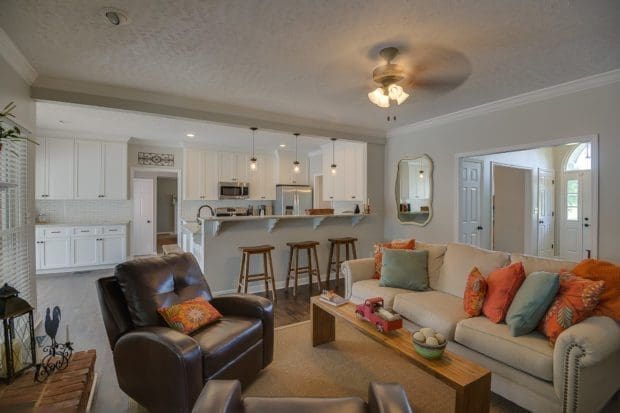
186 213 379 294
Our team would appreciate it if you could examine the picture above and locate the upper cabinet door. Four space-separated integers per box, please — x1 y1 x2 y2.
321 144 335 200
74 140 102 199
35 138 47 199
202 150 219 200
183 150 205 200
248 154 276 200
235 153 249 183
102 142 127 199
46 138 75 199
333 142 347 200
346 142 367 201
218 152 236 181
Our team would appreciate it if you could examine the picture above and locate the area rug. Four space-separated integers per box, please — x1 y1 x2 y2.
245 319 525 413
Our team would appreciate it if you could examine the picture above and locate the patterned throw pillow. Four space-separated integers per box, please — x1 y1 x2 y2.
373 239 415 279
481 262 525 323
538 272 605 345
463 267 487 317
158 297 222 334
571 259 620 321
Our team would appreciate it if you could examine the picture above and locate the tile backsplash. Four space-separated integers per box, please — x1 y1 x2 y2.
36 200 132 224
181 200 274 220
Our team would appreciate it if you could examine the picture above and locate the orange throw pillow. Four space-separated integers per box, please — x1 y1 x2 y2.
373 239 415 279
158 297 222 334
571 259 620 321
482 262 525 323
538 273 605 345
464 267 487 317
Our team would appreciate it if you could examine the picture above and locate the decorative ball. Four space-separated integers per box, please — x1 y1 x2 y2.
413 331 426 342
425 336 439 346
435 332 446 344
420 327 435 339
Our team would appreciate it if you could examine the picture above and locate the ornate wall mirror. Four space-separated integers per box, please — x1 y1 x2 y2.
395 154 433 226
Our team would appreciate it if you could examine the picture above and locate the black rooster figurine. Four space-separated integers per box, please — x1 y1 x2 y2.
44 306 61 346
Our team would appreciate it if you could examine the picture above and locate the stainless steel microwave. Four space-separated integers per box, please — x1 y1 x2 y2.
218 182 249 199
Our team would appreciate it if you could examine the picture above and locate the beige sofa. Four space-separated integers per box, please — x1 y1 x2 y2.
342 242 620 413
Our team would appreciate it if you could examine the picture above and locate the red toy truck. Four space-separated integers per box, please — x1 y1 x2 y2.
355 297 403 333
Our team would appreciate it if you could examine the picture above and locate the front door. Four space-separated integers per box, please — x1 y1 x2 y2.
459 160 483 247
132 178 155 256
560 171 591 260
537 169 555 257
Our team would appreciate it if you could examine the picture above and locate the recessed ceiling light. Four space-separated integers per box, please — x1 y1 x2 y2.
186 133 195 138
58 120 70 124
279 144 286 147
101 7 130 26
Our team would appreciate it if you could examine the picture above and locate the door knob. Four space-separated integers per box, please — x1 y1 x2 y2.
477 226 483 230
584 217 589 221
147 220 151 223
539 220 544 224
584 223 590 227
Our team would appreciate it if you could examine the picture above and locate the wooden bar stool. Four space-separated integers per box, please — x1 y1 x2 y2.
237 245 276 302
285 241 322 297
326 237 358 290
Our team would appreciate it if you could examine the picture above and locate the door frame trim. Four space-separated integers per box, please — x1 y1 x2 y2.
454 134 598 258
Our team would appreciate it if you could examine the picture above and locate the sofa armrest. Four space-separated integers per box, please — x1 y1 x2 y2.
553 316 620 413
368 382 413 413
114 326 203 413
191 380 243 413
342 258 375 299
210 294 274 366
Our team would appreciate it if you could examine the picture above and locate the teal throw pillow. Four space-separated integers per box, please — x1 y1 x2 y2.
506 271 560 337
379 249 429 291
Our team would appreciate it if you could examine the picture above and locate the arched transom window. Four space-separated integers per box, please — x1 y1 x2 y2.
565 142 591 171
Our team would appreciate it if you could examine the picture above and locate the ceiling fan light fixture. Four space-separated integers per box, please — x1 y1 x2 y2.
368 88 390 108
388 84 409 105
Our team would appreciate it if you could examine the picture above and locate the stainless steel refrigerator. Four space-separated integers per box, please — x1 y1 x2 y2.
274 185 313 216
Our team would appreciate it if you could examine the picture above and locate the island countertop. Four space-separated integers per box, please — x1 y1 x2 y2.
198 213 367 222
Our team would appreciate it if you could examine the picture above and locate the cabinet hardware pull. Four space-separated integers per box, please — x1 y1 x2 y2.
81 230 89 232
51 231 60 234
109 229 117 232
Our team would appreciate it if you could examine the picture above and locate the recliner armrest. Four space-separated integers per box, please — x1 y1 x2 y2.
114 326 203 413
210 294 274 366
368 382 413 413
191 380 243 413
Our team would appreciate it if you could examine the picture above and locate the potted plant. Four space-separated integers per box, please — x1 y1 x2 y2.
0 101 38 155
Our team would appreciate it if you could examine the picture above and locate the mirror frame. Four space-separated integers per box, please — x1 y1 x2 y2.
395 154 434 226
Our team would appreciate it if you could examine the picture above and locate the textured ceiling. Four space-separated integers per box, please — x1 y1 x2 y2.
1 1 619 132
36 101 331 152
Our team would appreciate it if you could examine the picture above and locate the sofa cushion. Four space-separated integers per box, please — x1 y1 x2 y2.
455 317 553 381
350 279 411 310
414 241 447 290
393 291 466 340
380 249 429 291
436 243 510 298
510 253 576 276
193 315 263 379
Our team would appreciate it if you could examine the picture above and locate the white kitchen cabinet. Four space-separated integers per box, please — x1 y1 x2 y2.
103 142 127 199
321 141 367 202
99 236 126 264
218 152 248 182
275 150 308 185
75 139 102 199
35 225 127 272
36 137 126 200
72 236 99 266
183 149 218 200
36 137 75 199
248 153 276 200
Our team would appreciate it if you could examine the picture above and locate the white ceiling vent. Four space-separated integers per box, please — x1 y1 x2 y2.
101 8 130 26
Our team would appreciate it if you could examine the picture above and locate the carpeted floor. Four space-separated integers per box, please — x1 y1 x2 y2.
247 320 525 413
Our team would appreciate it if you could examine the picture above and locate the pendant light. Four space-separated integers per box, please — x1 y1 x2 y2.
330 138 337 175
293 133 301 174
249 127 258 171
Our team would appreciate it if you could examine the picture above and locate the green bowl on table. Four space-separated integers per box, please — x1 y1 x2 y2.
412 333 447 359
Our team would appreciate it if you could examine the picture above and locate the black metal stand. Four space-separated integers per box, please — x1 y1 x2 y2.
34 339 73 383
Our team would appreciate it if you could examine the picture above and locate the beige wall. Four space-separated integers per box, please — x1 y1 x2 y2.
385 80 620 263
493 165 528 253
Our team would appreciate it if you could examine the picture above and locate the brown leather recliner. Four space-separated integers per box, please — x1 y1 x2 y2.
191 380 414 413
96 253 274 413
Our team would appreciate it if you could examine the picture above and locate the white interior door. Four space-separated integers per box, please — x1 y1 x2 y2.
132 178 155 256
459 160 483 246
537 169 555 257
560 171 591 260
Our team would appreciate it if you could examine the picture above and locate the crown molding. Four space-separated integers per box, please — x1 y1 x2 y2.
37 127 130 143
0 28 37 85
388 69 620 138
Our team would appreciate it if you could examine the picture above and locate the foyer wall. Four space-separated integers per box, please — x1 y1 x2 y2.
385 79 620 263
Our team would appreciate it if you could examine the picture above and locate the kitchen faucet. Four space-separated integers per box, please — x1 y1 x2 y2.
196 204 215 224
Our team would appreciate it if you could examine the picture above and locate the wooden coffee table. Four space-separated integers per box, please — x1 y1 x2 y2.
311 297 491 413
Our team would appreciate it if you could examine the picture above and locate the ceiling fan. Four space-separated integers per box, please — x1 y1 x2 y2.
367 45 471 109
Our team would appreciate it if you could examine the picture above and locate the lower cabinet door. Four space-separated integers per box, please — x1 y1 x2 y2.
41 238 71 269
99 236 126 265
73 237 99 266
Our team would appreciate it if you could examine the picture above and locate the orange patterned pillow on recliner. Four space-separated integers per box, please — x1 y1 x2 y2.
538 272 604 345
373 239 415 279
571 259 620 321
158 297 222 334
